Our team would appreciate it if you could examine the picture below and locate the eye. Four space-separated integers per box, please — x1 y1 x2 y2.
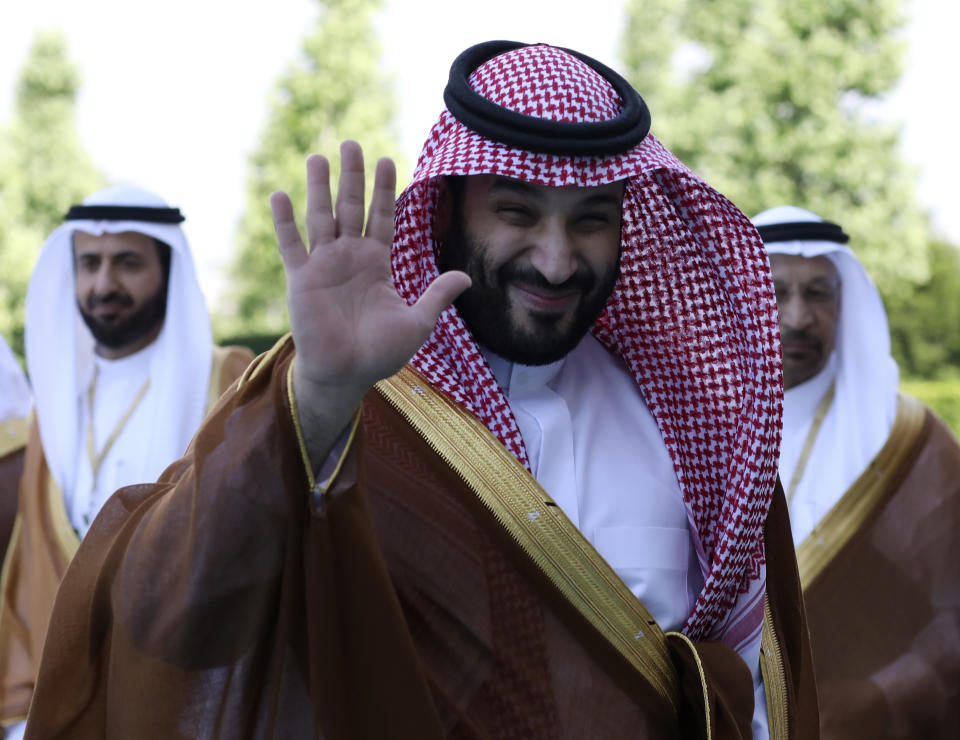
804 286 837 303
574 212 612 231
496 203 535 225
118 255 145 270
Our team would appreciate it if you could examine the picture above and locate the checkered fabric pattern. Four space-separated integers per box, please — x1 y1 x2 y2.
392 44 782 645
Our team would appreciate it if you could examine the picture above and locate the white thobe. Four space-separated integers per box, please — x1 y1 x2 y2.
780 354 838 545
67 344 155 538
484 333 770 738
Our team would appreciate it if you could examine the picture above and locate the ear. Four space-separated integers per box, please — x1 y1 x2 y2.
435 178 454 241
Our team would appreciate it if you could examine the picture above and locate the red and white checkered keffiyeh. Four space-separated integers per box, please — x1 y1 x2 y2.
392 44 782 647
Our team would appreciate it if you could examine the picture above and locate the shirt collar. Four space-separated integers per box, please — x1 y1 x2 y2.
783 351 837 429
480 345 567 397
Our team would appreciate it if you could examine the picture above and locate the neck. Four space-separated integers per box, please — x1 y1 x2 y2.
95 324 162 360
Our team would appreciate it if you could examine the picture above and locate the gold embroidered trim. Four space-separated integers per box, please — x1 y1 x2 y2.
0 416 29 459
376 366 679 711
237 333 291 391
47 470 80 561
206 345 230 412
760 599 789 739
0 516 23 637
665 631 711 740
797 394 927 588
285 361 360 498
0 518 28 727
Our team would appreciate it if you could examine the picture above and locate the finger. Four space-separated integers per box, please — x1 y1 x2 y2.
271 191 307 271
365 157 397 246
305 154 335 249
412 271 472 327
334 140 366 238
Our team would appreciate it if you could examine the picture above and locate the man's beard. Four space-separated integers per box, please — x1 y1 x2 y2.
779 328 827 388
439 212 619 366
78 284 167 352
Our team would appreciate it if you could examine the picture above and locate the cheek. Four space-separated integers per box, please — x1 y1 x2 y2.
74 274 93 298
582 234 621 273
127 268 164 297
819 307 841 347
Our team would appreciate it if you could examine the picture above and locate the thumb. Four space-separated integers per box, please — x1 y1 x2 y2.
412 271 472 327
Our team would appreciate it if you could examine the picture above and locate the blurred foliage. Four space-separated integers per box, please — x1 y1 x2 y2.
0 31 103 361
619 0 931 304
217 0 404 338
901 376 960 437
884 239 960 378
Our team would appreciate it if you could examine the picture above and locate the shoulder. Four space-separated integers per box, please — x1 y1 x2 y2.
895 393 956 451
0 414 31 460
210 344 257 394
887 392 960 490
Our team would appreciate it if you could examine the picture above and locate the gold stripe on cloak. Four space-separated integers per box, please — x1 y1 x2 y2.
760 599 790 738
0 417 30 460
46 473 80 561
206 345 232 411
796 393 927 589
375 365 680 712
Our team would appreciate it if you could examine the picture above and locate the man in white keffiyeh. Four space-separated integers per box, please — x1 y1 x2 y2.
0 186 253 740
757 205 960 738
22 43 817 739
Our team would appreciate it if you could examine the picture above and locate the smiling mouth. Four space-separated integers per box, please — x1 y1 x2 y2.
94 302 128 316
782 340 820 355
510 282 580 314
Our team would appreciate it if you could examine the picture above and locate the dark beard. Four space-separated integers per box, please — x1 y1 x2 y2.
439 210 619 366
77 284 167 352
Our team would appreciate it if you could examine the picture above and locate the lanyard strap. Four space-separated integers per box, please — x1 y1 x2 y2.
786 379 836 505
85 370 151 489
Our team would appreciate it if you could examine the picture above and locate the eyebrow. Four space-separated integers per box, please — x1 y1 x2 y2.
490 177 544 200
774 276 840 290
489 177 623 208
74 249 145 261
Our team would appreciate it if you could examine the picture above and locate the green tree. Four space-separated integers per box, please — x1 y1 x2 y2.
222 0 404 338
885 239 960 378
0 30 103 360
619 0 930 301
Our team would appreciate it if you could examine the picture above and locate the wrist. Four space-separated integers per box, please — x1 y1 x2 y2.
291 357 366 466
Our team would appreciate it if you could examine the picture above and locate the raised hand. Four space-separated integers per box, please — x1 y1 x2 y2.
271 141 470 464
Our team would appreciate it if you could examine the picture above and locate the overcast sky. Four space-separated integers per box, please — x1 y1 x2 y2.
2 0 957 302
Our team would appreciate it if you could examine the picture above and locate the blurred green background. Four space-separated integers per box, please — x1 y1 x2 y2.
2 0 958 433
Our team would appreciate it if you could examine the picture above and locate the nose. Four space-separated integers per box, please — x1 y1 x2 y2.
779 293 813 330
527 220 577 285
92 263 119 295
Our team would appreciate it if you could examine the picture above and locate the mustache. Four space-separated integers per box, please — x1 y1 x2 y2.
780 329 821 347
86 292 134 310
498 263 594 293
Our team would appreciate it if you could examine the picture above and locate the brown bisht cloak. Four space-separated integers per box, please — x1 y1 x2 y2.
0 416 28 559
0 345 253 728
799 394 960 739
24 338 817 739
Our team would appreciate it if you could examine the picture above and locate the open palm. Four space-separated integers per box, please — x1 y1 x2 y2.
271 141 470 459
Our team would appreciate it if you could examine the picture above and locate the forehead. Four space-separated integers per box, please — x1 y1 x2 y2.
73 230 157 256
465 174 626 204
769 253 839 285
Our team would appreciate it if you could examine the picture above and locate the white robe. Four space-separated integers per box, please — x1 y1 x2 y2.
485 333 770 739
68 343 155 538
